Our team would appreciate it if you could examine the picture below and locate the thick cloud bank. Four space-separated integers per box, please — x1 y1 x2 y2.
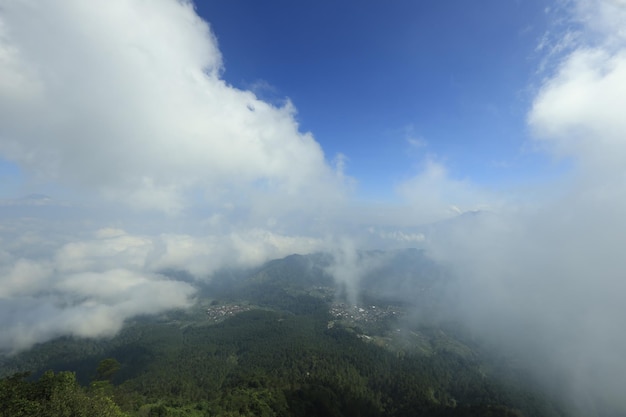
0 206 325 353
0 0 345 214
421 1 626 414
0 0 344 353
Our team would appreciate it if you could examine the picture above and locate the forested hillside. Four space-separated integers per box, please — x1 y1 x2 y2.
0 251 567 417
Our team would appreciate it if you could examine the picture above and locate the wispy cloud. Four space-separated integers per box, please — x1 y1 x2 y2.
396 158 498 222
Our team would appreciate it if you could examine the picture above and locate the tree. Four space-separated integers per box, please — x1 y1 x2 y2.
95 358 121 382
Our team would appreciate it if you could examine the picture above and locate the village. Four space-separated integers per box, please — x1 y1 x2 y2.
206 304 252 323
206 296 403 328
329 302 401 326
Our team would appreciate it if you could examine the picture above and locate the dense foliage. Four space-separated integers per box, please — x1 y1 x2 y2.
0 370 126 417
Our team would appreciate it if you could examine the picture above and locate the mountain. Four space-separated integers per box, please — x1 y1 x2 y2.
0 250 567 417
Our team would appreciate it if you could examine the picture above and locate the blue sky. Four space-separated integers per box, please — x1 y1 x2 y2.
1 0 621 224
0 0 572 205
195 0 554 198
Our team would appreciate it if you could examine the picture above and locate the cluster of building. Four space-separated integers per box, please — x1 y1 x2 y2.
329 303 400 325
205 295 403 329
206 304 251 322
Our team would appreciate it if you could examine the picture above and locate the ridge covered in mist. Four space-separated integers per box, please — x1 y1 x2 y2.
0 249 585 417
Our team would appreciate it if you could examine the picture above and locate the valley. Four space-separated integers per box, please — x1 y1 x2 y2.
0 250 568 417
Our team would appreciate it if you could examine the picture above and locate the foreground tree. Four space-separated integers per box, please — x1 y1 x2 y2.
0 370 127 417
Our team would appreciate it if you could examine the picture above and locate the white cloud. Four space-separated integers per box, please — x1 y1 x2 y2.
0 259 50 298
150 229 324 277
371 229 426 243
324 238 385 306
0 220 328 353
0 0 352 352
0 275 195 353
55 231 153 273
396 158 496 223
0 0 346 214
574 0 626 46
425 1 626 412
426 192 626 413
529 48 626 170
0 4 624 414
